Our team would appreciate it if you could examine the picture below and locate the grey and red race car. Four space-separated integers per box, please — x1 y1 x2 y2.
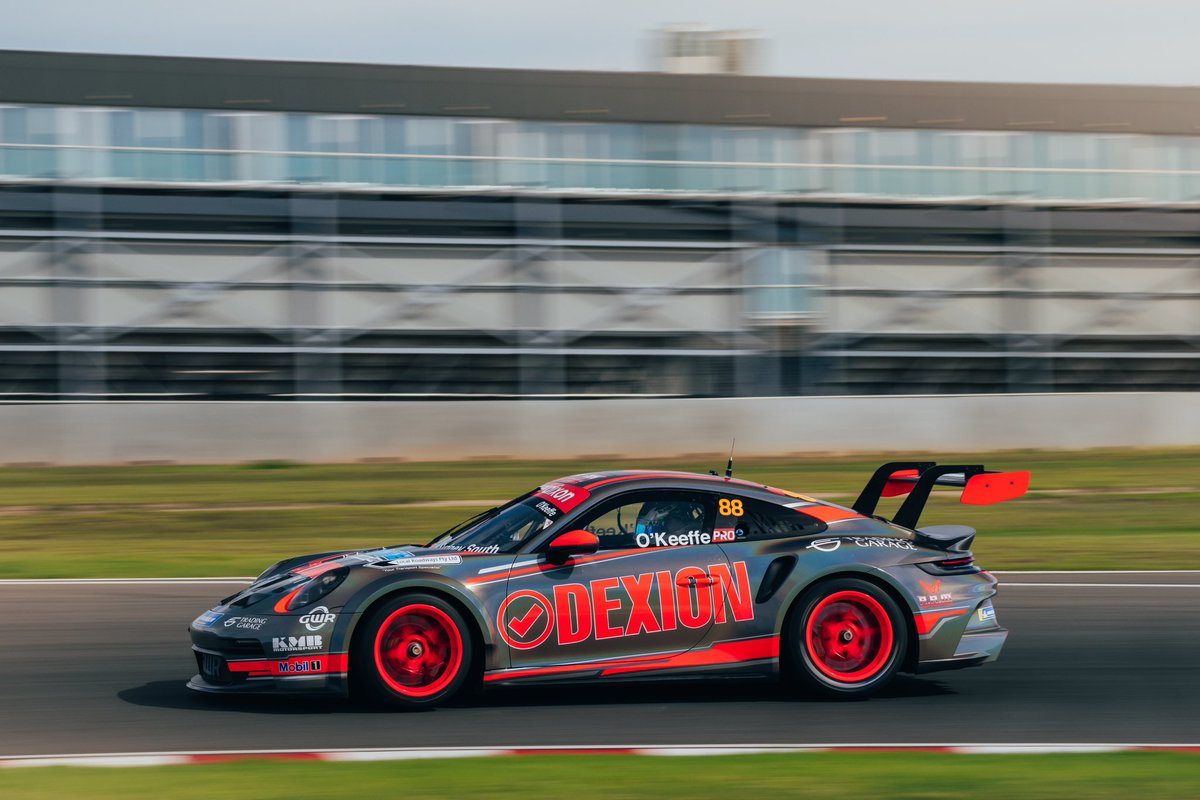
188 461 1029 707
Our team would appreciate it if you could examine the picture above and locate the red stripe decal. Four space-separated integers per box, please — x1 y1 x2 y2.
801 505 863 523
600 635 778 676
273 585 304 613
228 653 349 677
484 635 778 682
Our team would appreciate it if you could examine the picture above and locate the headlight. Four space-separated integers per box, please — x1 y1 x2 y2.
283 567 349 612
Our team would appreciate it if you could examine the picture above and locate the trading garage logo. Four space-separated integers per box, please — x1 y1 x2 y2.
299 606 337 632
497 590 555 650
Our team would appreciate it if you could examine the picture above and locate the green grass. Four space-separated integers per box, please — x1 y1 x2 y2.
1 753 1197 799
0 448 1196 577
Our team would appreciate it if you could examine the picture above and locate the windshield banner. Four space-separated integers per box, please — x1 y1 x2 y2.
534 482 591 513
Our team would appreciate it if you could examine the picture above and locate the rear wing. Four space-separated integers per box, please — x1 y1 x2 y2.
852 461 1030 530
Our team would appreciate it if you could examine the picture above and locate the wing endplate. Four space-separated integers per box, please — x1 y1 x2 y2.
962 471 1031 505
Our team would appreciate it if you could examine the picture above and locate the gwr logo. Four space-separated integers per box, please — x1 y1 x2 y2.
497 561 755 650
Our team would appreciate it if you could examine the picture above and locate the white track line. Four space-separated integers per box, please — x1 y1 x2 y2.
0 578 253 585
1 743 1197 768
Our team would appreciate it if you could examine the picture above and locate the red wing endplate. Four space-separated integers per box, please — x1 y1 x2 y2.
961 471 1031 505
881 469 921 498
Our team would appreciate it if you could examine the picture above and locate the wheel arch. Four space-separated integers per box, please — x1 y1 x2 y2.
775 566 920 674
341 577 493 677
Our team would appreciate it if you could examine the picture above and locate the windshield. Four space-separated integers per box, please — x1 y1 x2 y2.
427 495 557 554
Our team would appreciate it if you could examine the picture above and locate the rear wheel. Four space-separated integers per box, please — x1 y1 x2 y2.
785 578 906 698
353 593 474 709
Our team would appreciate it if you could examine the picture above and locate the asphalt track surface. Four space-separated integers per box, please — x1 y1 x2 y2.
1 572 1197 756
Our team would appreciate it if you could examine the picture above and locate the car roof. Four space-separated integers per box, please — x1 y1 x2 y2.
551 469 772 493
545 470 862 521
540 470 868 525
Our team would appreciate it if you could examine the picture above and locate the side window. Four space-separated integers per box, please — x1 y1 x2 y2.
719 496 826 542
569 491 713 551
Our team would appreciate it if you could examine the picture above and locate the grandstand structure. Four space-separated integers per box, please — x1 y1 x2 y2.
0 49 1197 400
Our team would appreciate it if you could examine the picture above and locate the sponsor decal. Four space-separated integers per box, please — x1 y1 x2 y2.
223 616 268 631
917 579 954 607
534 500 559 518
379 551 414 561
193 611 223 628
278 658 323 674
712 528 737 543
497 590 556 650
368 554 463 572
850 536 916 550
463 544 501 555
634 529 712 548
496 561 755 651
805 536 917 552
298 606 337 632
978 605 996 623
272 634 323 653
534 482 591 513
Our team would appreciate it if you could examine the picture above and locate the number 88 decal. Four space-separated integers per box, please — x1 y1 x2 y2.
718 498 744 516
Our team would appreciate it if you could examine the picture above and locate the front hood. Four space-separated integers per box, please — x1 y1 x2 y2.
293 543 501 574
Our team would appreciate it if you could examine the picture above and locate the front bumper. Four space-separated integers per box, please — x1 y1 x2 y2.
187 611 352 698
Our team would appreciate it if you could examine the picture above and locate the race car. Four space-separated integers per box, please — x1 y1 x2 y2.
188 460 1029 708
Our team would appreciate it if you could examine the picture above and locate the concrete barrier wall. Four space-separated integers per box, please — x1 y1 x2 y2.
1 393 1197 465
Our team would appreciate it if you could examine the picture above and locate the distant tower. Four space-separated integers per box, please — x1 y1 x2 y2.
653 25 763 75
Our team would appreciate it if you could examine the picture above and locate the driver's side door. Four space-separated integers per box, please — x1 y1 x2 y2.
495 490 731 674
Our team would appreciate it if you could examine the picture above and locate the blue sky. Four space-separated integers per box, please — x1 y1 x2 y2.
3 0 1198 85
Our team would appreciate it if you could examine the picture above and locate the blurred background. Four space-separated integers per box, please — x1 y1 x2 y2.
0 19 1197 462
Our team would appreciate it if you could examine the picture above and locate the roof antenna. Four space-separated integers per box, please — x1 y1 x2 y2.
724 438 736 480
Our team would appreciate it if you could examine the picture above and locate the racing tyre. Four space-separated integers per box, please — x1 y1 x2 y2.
785 578 907 698
353 593 474 710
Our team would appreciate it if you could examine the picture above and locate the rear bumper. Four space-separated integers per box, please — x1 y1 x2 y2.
915 627 1008 674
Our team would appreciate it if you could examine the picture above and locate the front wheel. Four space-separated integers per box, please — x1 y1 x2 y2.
785 578 907 698
353 593 474 709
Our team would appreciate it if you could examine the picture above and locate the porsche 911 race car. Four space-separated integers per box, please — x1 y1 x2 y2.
188 461 1029 708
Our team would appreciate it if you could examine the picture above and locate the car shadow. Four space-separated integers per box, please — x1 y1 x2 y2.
118 680 349 715
119 674 952 715
461 674 953 709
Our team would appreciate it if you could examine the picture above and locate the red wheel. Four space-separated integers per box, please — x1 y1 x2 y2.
805 591 893 683
354 593 475 709
374 604 462 698
787 578 906 697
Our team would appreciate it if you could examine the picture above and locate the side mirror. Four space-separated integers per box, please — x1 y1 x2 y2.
545 529 599 563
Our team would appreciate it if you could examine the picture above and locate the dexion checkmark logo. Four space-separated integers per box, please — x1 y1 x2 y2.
497 590 555 650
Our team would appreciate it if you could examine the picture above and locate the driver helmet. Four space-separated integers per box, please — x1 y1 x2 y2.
635 501 699 537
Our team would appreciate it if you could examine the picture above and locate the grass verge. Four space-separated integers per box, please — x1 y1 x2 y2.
0 448 1196 577
1 753 1198 799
